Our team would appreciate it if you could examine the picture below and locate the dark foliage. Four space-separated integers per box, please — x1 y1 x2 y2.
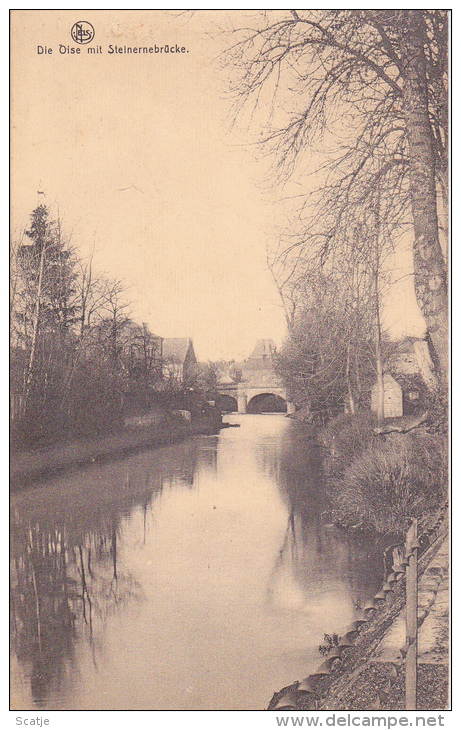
329 431 447 536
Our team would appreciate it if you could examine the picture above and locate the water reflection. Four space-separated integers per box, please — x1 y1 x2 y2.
264 423 383 618
11 416 383 711
10 442 204 708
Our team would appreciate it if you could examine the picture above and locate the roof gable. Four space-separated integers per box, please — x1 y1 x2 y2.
162 337 194 364
248 339 276 360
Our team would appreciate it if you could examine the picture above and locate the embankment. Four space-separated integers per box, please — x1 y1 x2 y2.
10 413 222 491
267 508 449 711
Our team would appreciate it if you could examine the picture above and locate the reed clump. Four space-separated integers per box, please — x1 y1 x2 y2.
321 413 447 537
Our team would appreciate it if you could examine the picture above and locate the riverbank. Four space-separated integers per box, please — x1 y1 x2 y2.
10 412 223 491
268 511 449 711
318 527 449 711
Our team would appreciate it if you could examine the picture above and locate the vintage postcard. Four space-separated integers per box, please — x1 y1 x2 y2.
10 9 449 721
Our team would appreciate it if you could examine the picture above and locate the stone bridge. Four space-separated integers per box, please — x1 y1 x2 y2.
216 339 295 414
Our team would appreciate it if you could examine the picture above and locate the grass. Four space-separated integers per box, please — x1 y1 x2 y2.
329 431 447 536
319 411 380 477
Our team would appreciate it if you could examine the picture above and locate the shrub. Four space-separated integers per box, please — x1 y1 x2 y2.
329 432 447 536
319 410 380 477
425 382 448 435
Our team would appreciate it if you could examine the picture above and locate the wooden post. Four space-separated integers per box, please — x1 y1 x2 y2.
405 518 418 710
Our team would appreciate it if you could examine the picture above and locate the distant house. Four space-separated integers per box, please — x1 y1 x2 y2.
85 319 163 368
162 338 197 383
371 373 403 418
386 336 437 414
240 338 281 387
217 373 236 387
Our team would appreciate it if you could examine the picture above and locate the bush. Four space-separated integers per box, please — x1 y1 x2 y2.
329 431 447 536
319 410 380 477
425 381 448 434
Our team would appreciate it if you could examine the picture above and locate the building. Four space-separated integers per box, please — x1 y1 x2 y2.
371 373 403 418
240 339 280 388
162 338 197 383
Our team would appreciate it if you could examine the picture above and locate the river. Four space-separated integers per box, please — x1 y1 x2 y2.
10 414 383 711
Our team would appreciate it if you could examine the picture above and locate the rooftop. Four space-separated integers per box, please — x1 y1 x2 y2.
162 337 193 363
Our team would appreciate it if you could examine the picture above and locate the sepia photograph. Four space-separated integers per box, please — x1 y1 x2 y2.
10 9 449 717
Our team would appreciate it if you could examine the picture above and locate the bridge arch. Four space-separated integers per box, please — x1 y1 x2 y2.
247 391 287 414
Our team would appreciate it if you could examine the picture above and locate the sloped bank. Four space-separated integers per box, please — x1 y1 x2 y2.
267 508 448 711
10 411 223 491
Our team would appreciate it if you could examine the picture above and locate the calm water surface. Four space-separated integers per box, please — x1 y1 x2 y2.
10 415 383 710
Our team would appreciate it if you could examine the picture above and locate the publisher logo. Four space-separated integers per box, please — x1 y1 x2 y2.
71 21 95 45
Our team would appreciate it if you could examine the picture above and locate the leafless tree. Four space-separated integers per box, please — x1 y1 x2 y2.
222 9 448 379
96 278 132 368
10 205 138 441
76 253 109 337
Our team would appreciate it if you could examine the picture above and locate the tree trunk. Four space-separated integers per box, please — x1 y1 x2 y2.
24 241 46 407
373 203 385 426
400 10 448 380
354 349 362 397
375 312 385 427
413 339 437 391
345 342 356 415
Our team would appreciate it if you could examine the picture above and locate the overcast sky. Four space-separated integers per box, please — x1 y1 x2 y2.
11 10 426 362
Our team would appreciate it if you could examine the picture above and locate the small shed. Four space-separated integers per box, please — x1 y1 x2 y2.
371 373 403 418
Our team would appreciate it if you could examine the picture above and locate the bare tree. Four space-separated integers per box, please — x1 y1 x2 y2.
10 205 138 441
96 278 132 369
76 253 109 337
222 9 448 378
275 269 372 422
